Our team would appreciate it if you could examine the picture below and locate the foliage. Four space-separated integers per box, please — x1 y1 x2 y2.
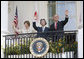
49 36 78 54
4 40 31 55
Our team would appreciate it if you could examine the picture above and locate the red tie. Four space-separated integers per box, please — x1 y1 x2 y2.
55 22 57 30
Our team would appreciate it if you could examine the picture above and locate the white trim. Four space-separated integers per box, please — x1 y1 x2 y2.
7 52 74 58
78 28 83 58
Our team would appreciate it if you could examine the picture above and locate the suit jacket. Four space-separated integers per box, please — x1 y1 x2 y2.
33 22 49 32
50 17 69 31
49 17 69 41
33 22 49 40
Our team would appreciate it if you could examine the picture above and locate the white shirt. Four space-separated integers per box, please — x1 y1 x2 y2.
33 19 46 32
21 28 32 33
13 26 32 34
42 26 46 32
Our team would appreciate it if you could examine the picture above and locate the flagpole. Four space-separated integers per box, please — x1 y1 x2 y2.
35 1 38 12
35 1 39 23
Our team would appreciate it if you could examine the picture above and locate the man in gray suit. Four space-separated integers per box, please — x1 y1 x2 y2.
50 10 69 42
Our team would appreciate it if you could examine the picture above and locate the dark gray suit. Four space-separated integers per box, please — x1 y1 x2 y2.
50 16 69 42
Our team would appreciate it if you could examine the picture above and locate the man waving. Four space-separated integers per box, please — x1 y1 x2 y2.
50 10 69 31
50 10 69 42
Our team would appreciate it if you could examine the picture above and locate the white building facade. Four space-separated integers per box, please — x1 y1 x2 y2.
1 1 83 58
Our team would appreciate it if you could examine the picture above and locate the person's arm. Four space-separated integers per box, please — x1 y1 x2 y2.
33 21 38 31
61 15 69 25
33 16 39 31
61 10 69 25
49 25 52 31
49 24 53 31
13 26 22 33
12 22 22 33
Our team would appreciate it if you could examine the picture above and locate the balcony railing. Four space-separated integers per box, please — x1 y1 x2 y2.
3 30 78 58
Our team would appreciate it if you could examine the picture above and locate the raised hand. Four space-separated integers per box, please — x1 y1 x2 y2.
65 10 69 15
34 15 38 20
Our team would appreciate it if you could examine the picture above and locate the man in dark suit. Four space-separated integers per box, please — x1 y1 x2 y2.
50 10 69 42
33 17 49 41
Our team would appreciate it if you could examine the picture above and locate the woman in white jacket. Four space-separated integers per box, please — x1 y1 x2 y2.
12 20 32 45
12 20 32 34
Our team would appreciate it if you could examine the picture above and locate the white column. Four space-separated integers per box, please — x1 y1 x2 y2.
76 1 83 58
1 1 8 33
1 1 8 58
78 28 83 58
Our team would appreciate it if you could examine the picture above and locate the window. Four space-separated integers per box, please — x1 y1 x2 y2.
48 1 77 30
48 1 56 25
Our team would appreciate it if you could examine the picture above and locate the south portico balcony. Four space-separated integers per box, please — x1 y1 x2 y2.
3 30 78 58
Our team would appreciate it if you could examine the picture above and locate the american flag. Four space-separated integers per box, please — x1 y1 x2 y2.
13 6 19 34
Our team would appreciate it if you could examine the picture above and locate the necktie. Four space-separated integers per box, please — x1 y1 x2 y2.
55 22 57 30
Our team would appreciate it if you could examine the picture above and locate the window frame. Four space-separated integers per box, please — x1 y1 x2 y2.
48 1 77 30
